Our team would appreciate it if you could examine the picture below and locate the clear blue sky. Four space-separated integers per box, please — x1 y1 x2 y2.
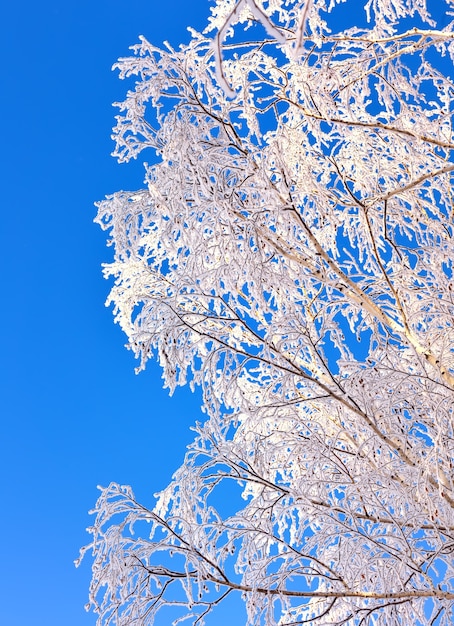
3 3 452 626
0 2 211 625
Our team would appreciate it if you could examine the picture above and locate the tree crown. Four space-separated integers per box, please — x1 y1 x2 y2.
80 1 454 624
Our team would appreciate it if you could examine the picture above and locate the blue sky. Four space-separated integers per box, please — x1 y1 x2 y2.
3 2 453 626
0 2 211 625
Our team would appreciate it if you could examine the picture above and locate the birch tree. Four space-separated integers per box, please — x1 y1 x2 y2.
79 0 454 623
